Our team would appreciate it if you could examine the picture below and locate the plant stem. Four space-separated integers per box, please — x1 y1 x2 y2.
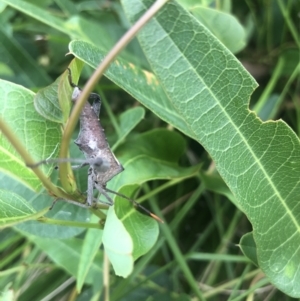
103 252 110 301
37 216 103 229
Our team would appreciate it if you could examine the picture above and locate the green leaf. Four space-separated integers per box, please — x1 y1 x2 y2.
102 206 134 277
0 80 61 190
113 107 145 149
113 129 198 188
103 129 199 277
0 189 48 228
0 2 7 12
2 0 142 68
239 232 258 266
34 59 84 123
34 76 64 123
103 188 160 278
1 0 67 35
0 62 14 77
58 59 84 123
0 284 14 301
0 171 89 239
2 0 119 54
64 16 116 50
114 186 160 261
121 0 300 297
190 6 246 54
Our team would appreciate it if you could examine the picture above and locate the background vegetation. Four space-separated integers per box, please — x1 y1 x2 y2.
0 0 299 300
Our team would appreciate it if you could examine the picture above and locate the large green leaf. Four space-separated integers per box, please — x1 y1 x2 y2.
120 0 300 297
0 189 49 228
0 80 61 191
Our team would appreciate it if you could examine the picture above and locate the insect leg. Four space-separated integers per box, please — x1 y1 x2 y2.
54 198 91 208
104 187 164 223
87 168 95 206
26 158 90 169
94 182 114 206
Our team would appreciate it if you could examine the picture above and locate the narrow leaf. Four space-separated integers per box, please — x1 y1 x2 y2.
77 216 104 292
0 28 51 86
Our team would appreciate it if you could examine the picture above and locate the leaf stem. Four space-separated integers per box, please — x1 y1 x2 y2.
277 0 300 48
253 57 285 116
37 216 103 229
137 176 198 204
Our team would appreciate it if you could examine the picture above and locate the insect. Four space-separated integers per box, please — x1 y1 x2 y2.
68 69 124 207
28 68 163 223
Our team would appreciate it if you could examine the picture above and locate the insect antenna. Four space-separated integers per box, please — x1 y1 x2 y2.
104 187 164 223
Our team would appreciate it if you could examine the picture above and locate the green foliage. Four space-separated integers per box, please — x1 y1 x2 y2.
0 80 61 190
0 0 299 300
